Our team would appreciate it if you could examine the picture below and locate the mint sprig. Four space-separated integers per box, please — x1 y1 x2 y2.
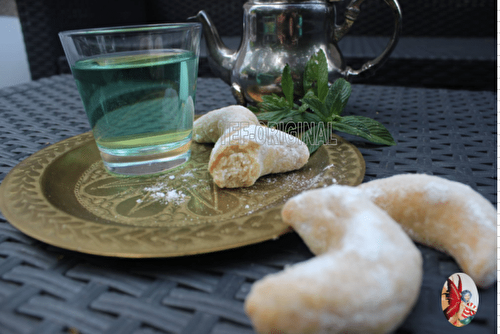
249 49 396 154
303 49 329 101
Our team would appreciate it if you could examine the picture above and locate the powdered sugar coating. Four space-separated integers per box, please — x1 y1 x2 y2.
193 105 260 143
358 173 496 288
245 185 422 334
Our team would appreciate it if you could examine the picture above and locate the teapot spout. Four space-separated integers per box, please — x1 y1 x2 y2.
192 10 237 85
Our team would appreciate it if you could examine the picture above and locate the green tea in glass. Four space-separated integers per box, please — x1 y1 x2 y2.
59 23 201 176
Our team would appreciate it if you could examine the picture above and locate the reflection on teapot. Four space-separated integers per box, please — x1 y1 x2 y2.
195 0 402 106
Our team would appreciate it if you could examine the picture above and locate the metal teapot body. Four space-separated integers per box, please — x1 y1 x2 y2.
195 0 401 105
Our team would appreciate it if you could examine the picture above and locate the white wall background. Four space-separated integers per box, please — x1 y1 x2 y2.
0 15 31 88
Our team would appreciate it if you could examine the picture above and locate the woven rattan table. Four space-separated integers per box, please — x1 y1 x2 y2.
0 75 496 334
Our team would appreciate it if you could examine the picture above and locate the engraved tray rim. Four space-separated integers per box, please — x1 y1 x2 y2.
0 132 366 258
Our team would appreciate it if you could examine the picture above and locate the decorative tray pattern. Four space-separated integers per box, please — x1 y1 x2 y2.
0 132 365 257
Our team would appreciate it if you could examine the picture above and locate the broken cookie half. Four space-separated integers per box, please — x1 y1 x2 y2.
208 124 309 188
193 105 309 188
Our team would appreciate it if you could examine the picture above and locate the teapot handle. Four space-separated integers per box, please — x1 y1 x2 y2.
335 0 402 78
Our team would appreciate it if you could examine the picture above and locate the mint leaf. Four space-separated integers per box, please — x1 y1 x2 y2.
247 105 259 113
261 94 288 106
333 116 396 145
301 96 329 121
303 49 328 100
257 110 289 122
315 50 329 101
331 121 370 137
302 112 323 124
249 49 395 149
260 94 289 111
303 58 317 95
297 102 309 113
281 64 294 108
281 109 310 124
266 113 308 129
300 123 333 154
325 78 352 116
299 89 316 108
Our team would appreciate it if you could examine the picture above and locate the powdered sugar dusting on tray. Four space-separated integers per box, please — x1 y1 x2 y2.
262 165 335 190
141 184 187 205
136 167 205 205
133 161 335 208
181 171 194 178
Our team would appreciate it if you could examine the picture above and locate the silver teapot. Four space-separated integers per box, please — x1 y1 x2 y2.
194 0 402 105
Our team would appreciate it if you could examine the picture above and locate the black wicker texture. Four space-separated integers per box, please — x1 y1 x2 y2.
194 35 496 91
16 0 496 86
349 57 496 91
340 35 496 91
15 0 148 80
146 0 246 37
0 76 496 334
15 0 248 80
336 0 496 37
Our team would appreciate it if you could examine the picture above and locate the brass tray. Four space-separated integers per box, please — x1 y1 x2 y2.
0 132 365 258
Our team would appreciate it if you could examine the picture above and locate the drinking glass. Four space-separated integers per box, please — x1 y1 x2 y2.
59 23 201 175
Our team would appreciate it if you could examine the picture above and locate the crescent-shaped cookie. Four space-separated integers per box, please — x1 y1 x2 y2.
193 105 260 143
208 124 309 188
358 173 496 288
245 186 423 334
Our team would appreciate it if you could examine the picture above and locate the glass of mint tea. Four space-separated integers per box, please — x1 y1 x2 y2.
59 23 201 176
